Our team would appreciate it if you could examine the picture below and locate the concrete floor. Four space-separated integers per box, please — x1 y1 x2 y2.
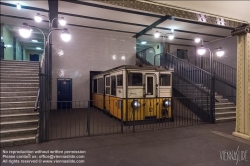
47 107 204 139
1 121 250 166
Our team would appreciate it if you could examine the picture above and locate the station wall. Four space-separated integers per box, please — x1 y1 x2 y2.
204 36 237 69
51 27 136 103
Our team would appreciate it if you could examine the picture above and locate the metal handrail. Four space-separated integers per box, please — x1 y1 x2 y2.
34 89 40 111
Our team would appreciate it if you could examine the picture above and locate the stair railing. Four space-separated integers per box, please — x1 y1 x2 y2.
34 51 46 111
199 56 236 87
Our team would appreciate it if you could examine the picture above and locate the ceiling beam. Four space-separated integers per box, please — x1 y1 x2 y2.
61 0 161 18
100 0 246 29
48 0 58 28
134 15 171 38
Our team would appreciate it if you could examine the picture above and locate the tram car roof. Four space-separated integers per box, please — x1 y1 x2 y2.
101 65 172 74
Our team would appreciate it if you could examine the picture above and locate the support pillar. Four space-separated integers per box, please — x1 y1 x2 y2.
232 26 250 140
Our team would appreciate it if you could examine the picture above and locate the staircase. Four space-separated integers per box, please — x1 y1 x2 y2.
136 52 236 123
195 84 236 122
0 60 39 147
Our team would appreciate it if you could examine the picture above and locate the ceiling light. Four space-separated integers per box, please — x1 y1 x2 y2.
19 23 32 38
16 3 21 10
32 40 38 42
154 31 160 38
60 28 71 42
197 47 206 55
36 47 41 50
168 35 174 40
34 13 42 23
112 55 116 60
1 37 3 40
121 55 126 60
59 17 66 26
171 28 174 32
195 37 201 43
216 48 225 57
141 41 147 44
5 45 12 48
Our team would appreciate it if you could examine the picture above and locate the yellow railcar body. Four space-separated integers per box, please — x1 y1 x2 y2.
92 93 104 109
124 98 172 121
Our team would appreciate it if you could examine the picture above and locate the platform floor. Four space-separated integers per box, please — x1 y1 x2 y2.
1 121 250 166
47 107 204 139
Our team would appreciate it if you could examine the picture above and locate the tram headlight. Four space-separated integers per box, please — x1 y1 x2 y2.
162 99 171 107
131 99 141 110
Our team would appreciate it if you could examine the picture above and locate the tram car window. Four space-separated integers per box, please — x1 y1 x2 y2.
128 73 142 86
91 65 173 125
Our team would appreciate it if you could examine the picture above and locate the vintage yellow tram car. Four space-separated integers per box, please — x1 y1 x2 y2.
92 65 173 123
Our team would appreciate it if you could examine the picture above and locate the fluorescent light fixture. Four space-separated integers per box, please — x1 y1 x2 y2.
17 3 21 10
5 44 12 48
168 35 174 40
154 31 160 38
60 28 71 42
195 37 201 43
34 13 42 23
141 41 147 44
197 47 206 55
59 17 66 26
36 47 41 50
32 40 38 42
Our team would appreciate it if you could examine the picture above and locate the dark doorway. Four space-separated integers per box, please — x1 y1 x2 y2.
57 78 72 109
30 54 39 61
177 49 188 60
0 42 4 60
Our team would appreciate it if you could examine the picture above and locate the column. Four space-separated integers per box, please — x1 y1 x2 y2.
232 28 250 140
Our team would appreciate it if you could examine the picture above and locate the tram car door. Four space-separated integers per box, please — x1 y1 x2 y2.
144 74 157 119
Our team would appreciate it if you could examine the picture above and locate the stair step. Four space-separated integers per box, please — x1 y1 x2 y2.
0 83 39 87
0 66 39 69
215 111 236 118
0 127 38 138
0 119 39 130
0 113 39 121
0 79 39 83
0 87 38 92
216 116 236 122
0 135 37 147
0 76 39 80
0 73 39 77
0 101 35 108
216 99 229 103
0 107 35 114
0 91 37 97
215 107 236 112
215 103 235 108
1 60 39 63
0 96 37 102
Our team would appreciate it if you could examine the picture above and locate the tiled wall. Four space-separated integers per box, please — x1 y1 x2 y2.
51 27 136 103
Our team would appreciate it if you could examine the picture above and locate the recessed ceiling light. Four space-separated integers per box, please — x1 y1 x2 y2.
141 41 147 44
32 40 38 42
36 47 41 50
